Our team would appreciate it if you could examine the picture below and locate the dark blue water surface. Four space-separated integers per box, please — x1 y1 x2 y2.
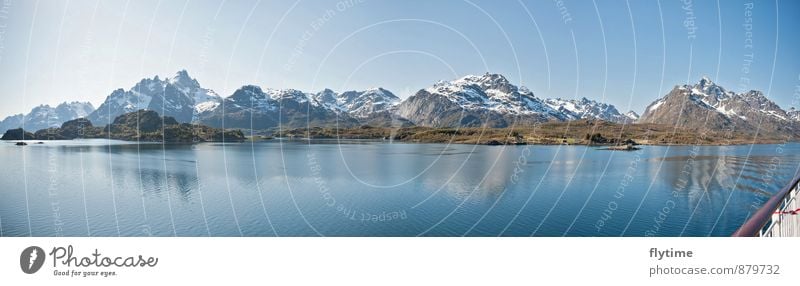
1 139 797 237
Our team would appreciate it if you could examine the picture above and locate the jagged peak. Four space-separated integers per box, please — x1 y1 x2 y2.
266 88 305 95
479 72 509 82
171 69 191 81
174 69 190 78
236 85 265 93
131 76 166 92
364 87 387 92
428 73 519 95
456 73 509 85
696 76 724 94
264 88 310 102
56 101 93 107
361 87 398 99
547 97 602 105
168 69 200 89
677 76 716 90
699 75 713 86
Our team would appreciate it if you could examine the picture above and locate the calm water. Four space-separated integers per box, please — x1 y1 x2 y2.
0 139 798 237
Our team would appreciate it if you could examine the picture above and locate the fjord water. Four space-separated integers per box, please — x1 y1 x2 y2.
0 139 797 237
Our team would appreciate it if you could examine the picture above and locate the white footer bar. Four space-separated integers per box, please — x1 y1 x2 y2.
0 237 796 285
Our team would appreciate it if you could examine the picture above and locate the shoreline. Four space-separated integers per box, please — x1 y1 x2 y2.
269 121 798 146
8 137 788 147
6 133 795 147
266 137 796 147
4 119 797 147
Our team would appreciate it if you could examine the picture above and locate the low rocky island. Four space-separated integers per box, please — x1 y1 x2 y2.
1 110 245 143
0 128 35 140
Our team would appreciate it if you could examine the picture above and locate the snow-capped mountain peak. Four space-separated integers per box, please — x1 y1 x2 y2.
680 76 735 104
544 97 629 123
639 77 795 132
340 88 400 118
168 69 201 92
788 107 800 122
266 88 311 103
312 89 342 112
420 73 556 117
624 111 640 120
310 87 400 118
56 101 95 119
87 70 222 124
223 85 276 112
698 76 713 87
428 73 519 96
0 101 95 133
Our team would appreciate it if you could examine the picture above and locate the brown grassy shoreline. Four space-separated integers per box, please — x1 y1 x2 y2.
270 120 797 146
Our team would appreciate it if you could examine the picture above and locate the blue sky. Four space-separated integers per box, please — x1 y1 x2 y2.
0 0 798 117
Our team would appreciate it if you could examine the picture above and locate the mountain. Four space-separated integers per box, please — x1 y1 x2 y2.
9 70 796 137
199 85 351 129
199 84 406 129
639 76 797 134
312 88 401 118
0 70 630 130
87 70 221 125
0 114 23 134
624 111 640 123
0 101 94 133
543 97 632 123
789 107 799 122
397 73 607 127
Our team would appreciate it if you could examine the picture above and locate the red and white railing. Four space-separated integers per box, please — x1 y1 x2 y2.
733 172 800 237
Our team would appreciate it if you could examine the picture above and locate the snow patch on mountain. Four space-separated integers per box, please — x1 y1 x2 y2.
639 76 797 134
625 111 640 121
423 73 560 117
789 107 800 121
680 77 787 122
646 99 665 113
0 101 95 133
225 85 278 112
88 70 222 124
312 87 400 118
544 97 629 123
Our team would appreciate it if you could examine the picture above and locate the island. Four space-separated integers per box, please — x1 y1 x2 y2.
1 110 245 143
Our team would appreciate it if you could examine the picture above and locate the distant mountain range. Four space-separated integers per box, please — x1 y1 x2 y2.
0 102 95 134
1 70 798 136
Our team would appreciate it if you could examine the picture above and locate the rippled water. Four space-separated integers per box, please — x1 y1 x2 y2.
0 139 797 236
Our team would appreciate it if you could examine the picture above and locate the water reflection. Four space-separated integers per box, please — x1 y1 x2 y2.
0 140 798 237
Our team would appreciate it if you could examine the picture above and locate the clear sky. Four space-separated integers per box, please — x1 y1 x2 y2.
0 0 798 118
